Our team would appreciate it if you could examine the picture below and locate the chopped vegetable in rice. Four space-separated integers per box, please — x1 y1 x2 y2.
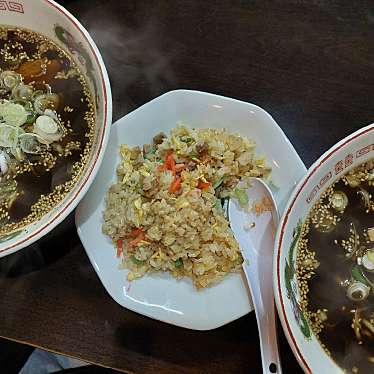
102 124 271 288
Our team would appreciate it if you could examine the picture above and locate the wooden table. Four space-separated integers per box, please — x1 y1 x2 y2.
1 0 374 372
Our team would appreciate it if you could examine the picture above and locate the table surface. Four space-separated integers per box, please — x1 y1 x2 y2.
1 0 374 373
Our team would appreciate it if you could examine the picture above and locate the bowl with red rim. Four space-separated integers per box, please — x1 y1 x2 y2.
274 124 374 373
0 0 112 257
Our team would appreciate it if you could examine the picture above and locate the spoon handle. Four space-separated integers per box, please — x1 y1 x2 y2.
243 262 282 374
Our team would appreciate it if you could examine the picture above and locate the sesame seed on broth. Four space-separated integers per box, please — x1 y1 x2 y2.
0 27 95 235
296 160 374 373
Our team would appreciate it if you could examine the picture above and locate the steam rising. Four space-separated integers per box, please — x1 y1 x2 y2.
81 11 176 118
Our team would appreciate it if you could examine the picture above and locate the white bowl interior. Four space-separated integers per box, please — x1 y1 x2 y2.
275 124 374 373
0 0 111 256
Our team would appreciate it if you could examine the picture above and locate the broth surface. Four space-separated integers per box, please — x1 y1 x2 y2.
0 27 95 235
297 160 374 373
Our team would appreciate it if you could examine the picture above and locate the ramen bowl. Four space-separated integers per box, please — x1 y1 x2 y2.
274 124 374 373
0 0 112 257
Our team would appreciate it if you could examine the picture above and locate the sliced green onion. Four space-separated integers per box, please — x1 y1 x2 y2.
234 187 249 207
352 265 373 288
180 136 193 143
12 99 33 112
0 124 23 148
26 113 37 124
212 199 221 209
33 93 59 114
130 255 145 265
32 90 44 100
144 148 156 159
174 258 183 268
213 177 224 189
0 71 21 90
10 146 24 161
12 84 33 100
0 102 28 127
19 133 46 154
36 115 58 134
34 115 63 144
188 151 199 159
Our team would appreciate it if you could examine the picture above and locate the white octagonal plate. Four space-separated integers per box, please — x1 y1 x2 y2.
75 90 306 330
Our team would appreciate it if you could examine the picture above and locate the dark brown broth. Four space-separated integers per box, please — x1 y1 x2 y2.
304 179 374 373
0 28 94 231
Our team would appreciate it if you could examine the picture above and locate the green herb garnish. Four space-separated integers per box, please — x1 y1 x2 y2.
180 136 193 143
212 199 221 209
234 187 249 207
26 113 36 124
130 256 145 265
175 258 183 268
144 147 156 159
352 265 373 287
188 151 199 160
213 177 224 189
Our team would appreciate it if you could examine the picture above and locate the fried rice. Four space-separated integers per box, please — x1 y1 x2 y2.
102 124 271 288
